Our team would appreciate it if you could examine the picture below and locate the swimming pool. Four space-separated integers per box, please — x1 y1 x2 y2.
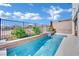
7 35 64 56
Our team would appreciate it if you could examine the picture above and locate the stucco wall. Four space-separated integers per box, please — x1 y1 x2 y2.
78 13 79 37
72 3 79 36
53 20 72 34
78 20 79 37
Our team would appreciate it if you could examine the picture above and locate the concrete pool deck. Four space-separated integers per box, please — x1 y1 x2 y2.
55 35 79 56
0 49 6 56
0 40 6 56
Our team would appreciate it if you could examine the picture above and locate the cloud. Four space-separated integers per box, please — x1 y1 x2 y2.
0 10 42 20
0 10 11 19
65 8 72 12
0 3 12 7
45 5 72 20
28 3 34 6
30 15 42 20
50 6 63 14
13 12 42 20
48 14 60 20
47 6 62 20
13 12 24 19
22 13 42 20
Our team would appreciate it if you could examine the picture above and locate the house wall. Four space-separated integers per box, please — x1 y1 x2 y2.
72 3 78 36
77 13 79 37
72 3 79 37
53 20 72 34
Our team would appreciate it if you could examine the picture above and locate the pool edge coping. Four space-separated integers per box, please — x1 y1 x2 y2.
0 33 48 49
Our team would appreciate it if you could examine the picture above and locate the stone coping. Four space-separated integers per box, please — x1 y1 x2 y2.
0 33 48 49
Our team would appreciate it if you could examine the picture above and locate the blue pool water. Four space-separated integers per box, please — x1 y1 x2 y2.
7 35 64 56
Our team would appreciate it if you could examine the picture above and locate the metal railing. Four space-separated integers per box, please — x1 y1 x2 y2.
0 18 35 40
0 18 49 40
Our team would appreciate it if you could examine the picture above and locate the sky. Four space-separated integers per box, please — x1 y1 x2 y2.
0 3 72 25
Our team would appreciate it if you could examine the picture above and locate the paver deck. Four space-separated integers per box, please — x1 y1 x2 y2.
55 35 79 56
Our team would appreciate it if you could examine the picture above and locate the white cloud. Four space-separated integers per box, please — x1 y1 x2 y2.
48 14 60 20
13 12 23 16
46 5 72 20
5 12 11 16
21 13 42 20
13 12 42 20
31 15 42 20
0 10 11 19
28 3 34 6
0 10 42 20
47 6 62 20
50 6 63 14
66 8 72 12
0 3 12 7
13 12 24 19
54 15 60 20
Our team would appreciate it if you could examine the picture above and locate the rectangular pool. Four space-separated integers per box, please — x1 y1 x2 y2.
7 35 64 56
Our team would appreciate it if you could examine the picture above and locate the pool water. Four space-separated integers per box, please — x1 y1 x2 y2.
7 35 64 56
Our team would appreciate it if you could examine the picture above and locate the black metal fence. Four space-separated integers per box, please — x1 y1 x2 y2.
0 18 49 40
0 18 35 40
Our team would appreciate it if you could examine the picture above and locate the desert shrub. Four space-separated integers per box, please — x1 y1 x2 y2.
32 26 41 35
11 27 28 39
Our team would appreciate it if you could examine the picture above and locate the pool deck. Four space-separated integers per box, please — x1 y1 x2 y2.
55 35 79 56
0 49 6 56
0 40 6 56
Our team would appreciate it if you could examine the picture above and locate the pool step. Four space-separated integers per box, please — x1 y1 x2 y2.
34 35 64 56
